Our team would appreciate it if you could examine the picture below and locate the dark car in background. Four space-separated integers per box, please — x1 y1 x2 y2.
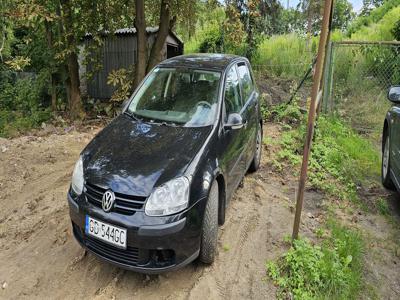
67 54 262 273
382 85 400 193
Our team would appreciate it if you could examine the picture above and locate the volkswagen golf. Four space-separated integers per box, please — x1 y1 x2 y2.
68 54 262 273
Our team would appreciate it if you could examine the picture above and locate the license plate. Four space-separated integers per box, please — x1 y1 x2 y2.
85 216 127 249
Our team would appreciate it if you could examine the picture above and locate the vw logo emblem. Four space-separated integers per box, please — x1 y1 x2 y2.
102 190 115 212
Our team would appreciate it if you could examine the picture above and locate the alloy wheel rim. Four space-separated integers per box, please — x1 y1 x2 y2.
255 129 262 165
383 136 390 178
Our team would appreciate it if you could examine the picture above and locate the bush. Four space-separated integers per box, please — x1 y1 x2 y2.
0 72 51 137
198 25 224 53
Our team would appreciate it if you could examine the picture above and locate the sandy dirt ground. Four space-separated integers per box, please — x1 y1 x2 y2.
0 123 399 299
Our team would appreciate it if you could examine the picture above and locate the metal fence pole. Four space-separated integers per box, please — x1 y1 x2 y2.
292 0 334 240
322 41 333 113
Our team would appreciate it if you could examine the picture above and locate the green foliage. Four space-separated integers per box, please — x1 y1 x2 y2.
266 223 364 299
0 73 51 137
276 106 380 202
376 197 390 215
391 18 400 41
332 0 355 31
253 34 315 78
107 67 134 103
197 25 225 53
350 6 400 41
268 100 303 124
184 6 226 54
347 0 400 36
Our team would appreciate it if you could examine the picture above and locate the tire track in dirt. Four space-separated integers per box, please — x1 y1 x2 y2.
0 124 294 299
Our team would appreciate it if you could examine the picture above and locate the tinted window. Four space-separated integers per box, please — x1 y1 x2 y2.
224 66 242 116
237 62 254 101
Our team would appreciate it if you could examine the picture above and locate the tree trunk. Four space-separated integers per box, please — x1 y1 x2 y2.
44 21 57 112
134 0 147 88
146 0 176 73
67 52 83 119
60 0 84 119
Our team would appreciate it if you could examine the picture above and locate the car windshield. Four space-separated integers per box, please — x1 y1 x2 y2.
127 67 221 126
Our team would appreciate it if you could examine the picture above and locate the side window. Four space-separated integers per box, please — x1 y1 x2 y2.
237 62 254 102
224 66 242 117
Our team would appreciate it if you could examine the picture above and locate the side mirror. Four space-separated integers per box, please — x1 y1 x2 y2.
388 86 400 103
225 113 244 130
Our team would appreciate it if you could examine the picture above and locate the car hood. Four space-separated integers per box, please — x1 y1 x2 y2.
82 114 212 197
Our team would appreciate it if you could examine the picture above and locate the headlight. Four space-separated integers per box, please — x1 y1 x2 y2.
145 177 190 216
71 156 84 195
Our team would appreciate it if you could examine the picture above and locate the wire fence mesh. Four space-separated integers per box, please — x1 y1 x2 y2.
323 42 400 137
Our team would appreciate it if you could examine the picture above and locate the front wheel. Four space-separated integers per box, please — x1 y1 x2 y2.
199 181 219 264
382 133 395 190
248 125 262 172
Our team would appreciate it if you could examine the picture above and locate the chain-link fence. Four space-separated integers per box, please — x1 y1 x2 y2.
322 41 400 137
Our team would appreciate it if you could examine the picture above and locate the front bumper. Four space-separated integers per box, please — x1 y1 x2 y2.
68 193 205 273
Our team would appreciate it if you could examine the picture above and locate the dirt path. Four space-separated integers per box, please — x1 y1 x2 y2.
0 124 399 299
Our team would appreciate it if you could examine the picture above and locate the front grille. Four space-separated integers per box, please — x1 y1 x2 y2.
85 235 140 266
85 182 147 215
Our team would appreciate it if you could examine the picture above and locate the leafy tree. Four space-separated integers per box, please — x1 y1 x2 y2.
332 0 355 31
134 0 198 86
360 0 385 16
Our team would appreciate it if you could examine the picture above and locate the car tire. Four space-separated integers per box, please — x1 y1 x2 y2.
382 133 395 190
199 180 219 264
248 125 262 173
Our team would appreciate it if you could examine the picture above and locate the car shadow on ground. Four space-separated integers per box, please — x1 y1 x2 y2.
388 191 400 217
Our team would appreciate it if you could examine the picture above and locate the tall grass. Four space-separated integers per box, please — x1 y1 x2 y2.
253 34 315 78
252 31 345 79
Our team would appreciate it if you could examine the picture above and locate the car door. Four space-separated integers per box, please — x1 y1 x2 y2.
237 61 258 169
220 64 247 195
390 104 400 181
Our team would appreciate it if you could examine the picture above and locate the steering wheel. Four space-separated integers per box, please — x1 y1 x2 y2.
196 101 212 109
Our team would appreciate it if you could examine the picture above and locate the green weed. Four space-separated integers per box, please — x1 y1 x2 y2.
376 197 390 216
276 108 380 202
266 223 364 299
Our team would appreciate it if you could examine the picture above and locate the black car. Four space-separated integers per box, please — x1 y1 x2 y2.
68 54 262 273
382 85 400 192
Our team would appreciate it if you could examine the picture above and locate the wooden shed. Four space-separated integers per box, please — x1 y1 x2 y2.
80 27 183 99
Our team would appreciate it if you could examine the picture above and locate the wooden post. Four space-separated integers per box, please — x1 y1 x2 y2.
292 0 334 240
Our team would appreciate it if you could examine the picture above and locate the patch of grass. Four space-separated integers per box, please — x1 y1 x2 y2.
276 107 380 202
266 222 364 299
376 197 390 216
263 136 273 147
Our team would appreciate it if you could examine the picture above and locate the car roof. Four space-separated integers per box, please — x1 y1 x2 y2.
157 53 245 72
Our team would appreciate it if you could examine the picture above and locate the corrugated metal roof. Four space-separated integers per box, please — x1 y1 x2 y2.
84 27 182 45
114 27 159 35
